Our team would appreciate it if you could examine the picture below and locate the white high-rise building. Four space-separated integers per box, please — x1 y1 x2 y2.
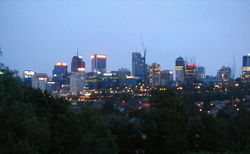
70 72 86 95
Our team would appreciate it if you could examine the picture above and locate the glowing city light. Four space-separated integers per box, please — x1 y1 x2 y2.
56 62 67 66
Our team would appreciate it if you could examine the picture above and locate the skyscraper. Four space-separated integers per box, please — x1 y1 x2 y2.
185 64 197 82
111 68 131 87
242 54 250 79
175 57 185 83
86 72 102 90
32 73 49 91
197 66 205 79
71 52 85 72
23 70 36 86
148 63 161 87
160 70 173 86
132 52 147 83
52 62 68 91
91 54 107 74
217 66 232 81
70 72 86 95
101 73 119 89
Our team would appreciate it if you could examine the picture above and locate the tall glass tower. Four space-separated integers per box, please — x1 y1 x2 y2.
175 57 185 83
52 62 68 91
71 55 85 72
91 54 107 74
132 52 147 83
242 54 250 79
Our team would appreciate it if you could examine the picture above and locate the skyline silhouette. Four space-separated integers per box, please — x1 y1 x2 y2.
1 0 250 77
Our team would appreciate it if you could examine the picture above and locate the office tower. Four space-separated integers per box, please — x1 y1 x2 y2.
217 66 232 81
23 70 36 86
175 57 185 83
86 72 102 90
101 73 119 89
197 66 205 79
71 52 85 72
242 54 250 79
52 62 68 91
70 72 86 95
185 64 197 82
148 63 161 87
91 54 107 74
32 73 48 91
132 52 147 82
123 76 141 87
160 70 173 86
111 68 131 87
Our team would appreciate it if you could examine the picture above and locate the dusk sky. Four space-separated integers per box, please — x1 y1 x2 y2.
1 0 250 77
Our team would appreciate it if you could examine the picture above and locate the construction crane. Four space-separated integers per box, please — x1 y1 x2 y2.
0 46 2 56
141 37 147 62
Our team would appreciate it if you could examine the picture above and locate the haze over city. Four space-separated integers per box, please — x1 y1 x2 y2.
1 0 250 76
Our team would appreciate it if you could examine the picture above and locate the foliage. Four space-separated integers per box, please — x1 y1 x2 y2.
2 65 250 153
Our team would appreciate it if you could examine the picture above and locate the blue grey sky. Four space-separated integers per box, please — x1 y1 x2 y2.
1 0 250 77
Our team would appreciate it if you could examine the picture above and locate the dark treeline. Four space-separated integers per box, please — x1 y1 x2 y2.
1 65 250 154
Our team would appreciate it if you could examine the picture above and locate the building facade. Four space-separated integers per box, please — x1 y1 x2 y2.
70 72 86 95
32 73 49 91
91 54 107 74
217 66 232 81
148 63 161 87
86 72 102 90
101 73 119 89
52 62 68 91
197 66 205 80
71 55 85 73
132 52 147 83
242 54 250 79
175 57 185 83
185 64 197 82
23 70 36 86
160 70 174 86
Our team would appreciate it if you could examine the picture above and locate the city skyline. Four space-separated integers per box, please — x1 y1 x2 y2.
1 0 250 76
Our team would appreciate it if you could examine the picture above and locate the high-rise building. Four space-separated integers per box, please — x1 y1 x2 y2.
175 57 185 83
70 72 86 95
148 63 161 87
86 72 102 90
197 66 205 79
217 66 232 81
91 54 107 74
242 54 250 79
132 52 147 82
185 64 197 82
32 73 49 91
160 70 173 86
23 70 36 86
52 62 68 91
71 52 85 72
101 73 119 89
111 68 131 87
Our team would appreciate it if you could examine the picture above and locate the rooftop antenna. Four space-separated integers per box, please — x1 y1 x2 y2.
77 48 79 56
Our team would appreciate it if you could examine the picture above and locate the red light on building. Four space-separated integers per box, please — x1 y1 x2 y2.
187 64 196 67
